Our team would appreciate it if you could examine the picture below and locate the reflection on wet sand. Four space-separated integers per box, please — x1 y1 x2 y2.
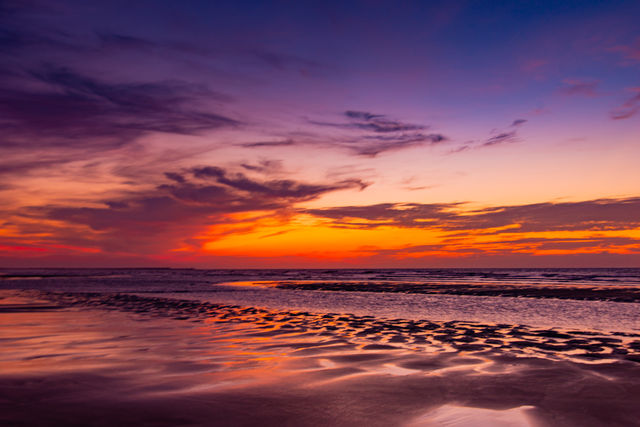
1 290 640 426
406 405 538 427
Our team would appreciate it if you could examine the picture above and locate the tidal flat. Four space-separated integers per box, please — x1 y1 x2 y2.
2 276 640 426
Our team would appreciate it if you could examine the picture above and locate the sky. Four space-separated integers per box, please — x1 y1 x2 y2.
1 0 639 268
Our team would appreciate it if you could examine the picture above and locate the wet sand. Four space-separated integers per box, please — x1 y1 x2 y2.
2 290 640 426
204 280 640 332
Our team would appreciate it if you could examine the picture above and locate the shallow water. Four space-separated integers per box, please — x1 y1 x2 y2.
3 268 640 333
2 289 640 426
151 281 640 333
2 267 640 291
3 268 640 425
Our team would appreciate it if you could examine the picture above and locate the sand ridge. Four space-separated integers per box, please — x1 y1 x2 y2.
35 290 640 365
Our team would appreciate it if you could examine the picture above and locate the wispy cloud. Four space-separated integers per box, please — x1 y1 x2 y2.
483 131 518 147
479 118 527 147
308 110 447 156
609 37 640 64
0 66 236 148
190 166 368 200
510 119 527 127
610 87 640 120
240 160 283 174
305 197 640 233
238 140 295 148
342 110 427 133
0 63 238 175
373 235 640 260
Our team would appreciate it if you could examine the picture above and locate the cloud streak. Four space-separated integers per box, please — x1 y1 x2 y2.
476 119 527 148
306 110 448 156
306 197 640 233
0 66 236 149
610 87 640 120
300 198 640 261
238 140 296 148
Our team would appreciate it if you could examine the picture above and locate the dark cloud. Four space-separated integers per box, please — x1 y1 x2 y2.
308 110 447 156
346 133 447 157
0 13 238 176
343 110 426 133
0 66 236 148
104 201 129 209
19 196 214 254
482 131 517 147
479 119 527 147
1 8 438 161
344 111 381 121
446 119 526 152
448 144 471 154
305 203 459 228
240 160 283 174
306 197 640 233
560 79 599 97
490 236 640 251
444 198 640 233
373 235 640 260
164 172 186 183
14 166 369 254
191 166 368 200
0 157 73 176
238 139 295 148
610 88 640 120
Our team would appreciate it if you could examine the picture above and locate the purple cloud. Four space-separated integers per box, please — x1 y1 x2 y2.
8 166 369 254
306 198 640 233
191 166 368 200
479 119 527 147
238 140 295 148
482 131 518 147
308 110 448 156
610 88 640 120
610 38 640 64
0 66 236 146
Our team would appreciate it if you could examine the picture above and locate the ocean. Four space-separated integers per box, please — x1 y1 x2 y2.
2 268 640 425
2 268 640 331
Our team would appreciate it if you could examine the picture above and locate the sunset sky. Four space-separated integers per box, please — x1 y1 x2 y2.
1 0 639 267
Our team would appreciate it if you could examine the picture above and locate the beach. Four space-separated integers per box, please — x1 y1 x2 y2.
2 269 640 426
5 1 640 425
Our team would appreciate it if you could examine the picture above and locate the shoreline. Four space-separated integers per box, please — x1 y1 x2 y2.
2 289 640 426
33 290 640 363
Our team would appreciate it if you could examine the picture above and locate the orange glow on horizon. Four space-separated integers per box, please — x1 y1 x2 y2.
192 212 640 262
